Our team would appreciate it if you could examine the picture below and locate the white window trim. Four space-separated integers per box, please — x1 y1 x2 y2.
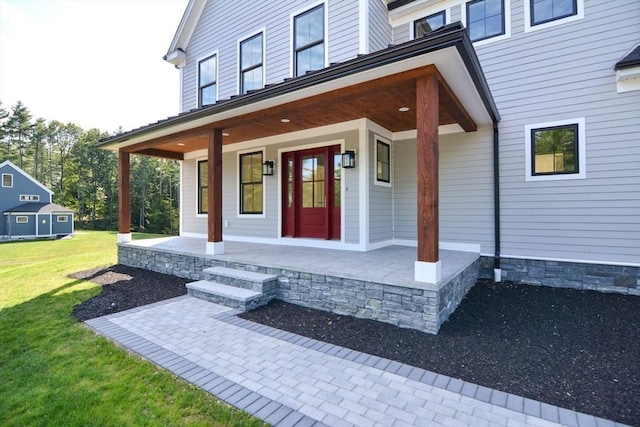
289 0 328 78
237 147 267 218
237 28 267 95
2 173 13 187
19 195 40 201
410 8 452 39
461 0 511 47
524 117 586 182
524 0 584 33
16 215 29 223
374 135 392 187
196 50 219 109
56 215 68 222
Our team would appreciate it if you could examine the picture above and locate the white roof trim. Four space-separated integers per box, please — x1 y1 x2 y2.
0 160 54 196
166 0 207 57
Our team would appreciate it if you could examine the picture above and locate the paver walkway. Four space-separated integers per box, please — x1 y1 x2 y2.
86 296 628 427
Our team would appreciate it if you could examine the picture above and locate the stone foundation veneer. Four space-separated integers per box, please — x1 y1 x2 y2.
479 256 640 295
118 244 478 334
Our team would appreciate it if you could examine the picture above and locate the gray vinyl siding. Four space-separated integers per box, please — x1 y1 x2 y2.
182 0 360 112
484 0 640 264
392 129 495 254
391 21 409 44
180 129 361 244
368 0 392 53
368 131 392 243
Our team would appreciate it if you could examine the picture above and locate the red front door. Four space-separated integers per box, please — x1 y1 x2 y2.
282 145 341 240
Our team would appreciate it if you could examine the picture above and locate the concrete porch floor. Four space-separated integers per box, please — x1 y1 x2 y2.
123 236 479 289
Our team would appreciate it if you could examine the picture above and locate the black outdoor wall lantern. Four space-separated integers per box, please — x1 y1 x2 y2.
342 150 356 169
262 160 275 176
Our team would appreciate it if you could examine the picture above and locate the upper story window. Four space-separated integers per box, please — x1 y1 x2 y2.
239 151 263 214
198 54 217 107
2 173 13 187
20 195 40 201
530 0 577 26
240 33 264 94
525 118 586 181
414 11 445 38
466 0 505 42
197 160 208 214
294 4 325 77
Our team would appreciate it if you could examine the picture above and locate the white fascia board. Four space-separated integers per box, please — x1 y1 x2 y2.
166 0 207 55
106 46 492 152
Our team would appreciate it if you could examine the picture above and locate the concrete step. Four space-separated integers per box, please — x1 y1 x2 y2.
186 280 269 312
203 266 278 292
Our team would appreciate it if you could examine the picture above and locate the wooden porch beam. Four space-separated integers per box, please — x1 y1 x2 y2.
118 150 131 235
207 128 223 246
435 69 477 133
416 71 439 264
135 148 184 160
121 124 214 153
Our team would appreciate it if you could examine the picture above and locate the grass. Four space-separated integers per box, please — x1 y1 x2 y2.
0 231 264 426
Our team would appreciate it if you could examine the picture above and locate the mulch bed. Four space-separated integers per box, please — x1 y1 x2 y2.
73 267 640 425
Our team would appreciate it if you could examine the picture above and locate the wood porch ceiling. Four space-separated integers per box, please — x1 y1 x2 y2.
124 65 476 158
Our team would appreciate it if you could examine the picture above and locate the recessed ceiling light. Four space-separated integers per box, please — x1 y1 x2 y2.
222 132 230 136
177 142 185 146
281 118 290 123
399 107 410 112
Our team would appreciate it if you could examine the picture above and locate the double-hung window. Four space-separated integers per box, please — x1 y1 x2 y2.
294 4 325 77
466 0 505 42
197 160 208 214
239 152 263 214
530 0 577 26
414 11 446 38
198 54 217 107
240 33 264 94
525 118 586 181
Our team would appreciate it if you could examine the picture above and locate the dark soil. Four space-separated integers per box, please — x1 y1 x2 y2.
73 267 640 425
70 265 188 321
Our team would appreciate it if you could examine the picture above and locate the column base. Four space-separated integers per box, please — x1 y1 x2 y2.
206 241 225 255
117 233 132 243
414 260 442 284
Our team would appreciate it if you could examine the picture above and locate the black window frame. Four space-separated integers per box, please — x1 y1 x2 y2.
530 0 578 26
240 32 264 95
198 54 217 108
466 0 505 43
376 140 391 183
531 123 579 176
197 160 208 214
414 11 446 38
239 151 264 215
293 4 325 77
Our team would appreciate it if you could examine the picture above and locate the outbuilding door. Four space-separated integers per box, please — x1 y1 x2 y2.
282 145 341 240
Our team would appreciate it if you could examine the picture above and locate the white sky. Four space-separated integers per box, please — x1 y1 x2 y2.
0 0 188 133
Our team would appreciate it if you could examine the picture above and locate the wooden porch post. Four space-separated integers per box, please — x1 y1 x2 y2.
415 71 441 283
206 128 224 254
117 150 132 243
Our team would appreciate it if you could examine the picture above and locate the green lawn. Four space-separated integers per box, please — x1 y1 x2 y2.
0 231 264 426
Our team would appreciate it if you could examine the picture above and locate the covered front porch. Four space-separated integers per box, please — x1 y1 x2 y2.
118 237 480 334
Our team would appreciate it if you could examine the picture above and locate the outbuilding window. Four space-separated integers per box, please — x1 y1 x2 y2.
2 173 12 187
20 195 40 201
16 216 28 223
57 216 68 222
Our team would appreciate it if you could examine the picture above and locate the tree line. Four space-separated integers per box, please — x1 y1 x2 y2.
0 101 179 235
